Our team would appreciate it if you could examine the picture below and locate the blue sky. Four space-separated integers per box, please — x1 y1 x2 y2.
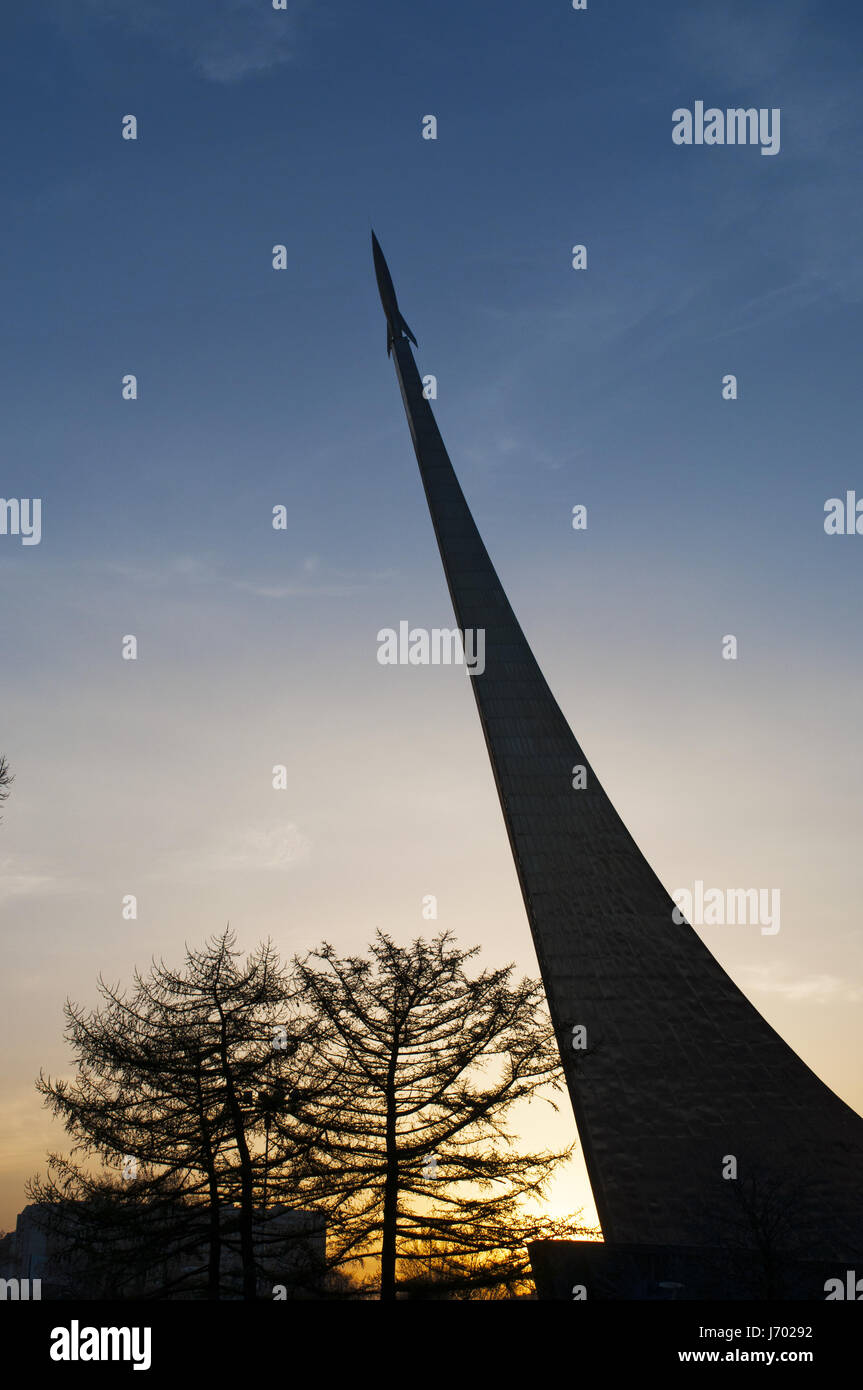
1 0 862 1227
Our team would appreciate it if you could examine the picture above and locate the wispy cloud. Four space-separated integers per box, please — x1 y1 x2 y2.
95 555 389 600
674 0 813 87
670 0 863 308
743 964 863 1005
205 823 311 872
0 856 68 901
232 578 362 600
56 0 313 83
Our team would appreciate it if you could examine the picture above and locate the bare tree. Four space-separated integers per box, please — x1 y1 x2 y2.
31 927 595 1300
31 930 319 1299
0 754 13 821
698 1167 828 1299
289 930 593 1300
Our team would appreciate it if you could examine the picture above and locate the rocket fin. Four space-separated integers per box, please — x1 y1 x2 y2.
399 313 418 348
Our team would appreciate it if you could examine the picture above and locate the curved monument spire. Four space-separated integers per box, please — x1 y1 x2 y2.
372 232 863 1269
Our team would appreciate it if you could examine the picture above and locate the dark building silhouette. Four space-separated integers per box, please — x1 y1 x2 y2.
372 233 863 1298
0 1202 325 1301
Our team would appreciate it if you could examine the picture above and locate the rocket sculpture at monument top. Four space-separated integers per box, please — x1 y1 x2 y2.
372 231 417 357
372 231 863 1260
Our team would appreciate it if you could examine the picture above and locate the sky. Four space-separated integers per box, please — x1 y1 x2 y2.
1 0 862 1232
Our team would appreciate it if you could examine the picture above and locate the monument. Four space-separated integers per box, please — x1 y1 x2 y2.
372 233 863 1298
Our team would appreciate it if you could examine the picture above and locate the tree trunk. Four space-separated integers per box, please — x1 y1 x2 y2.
193 1053 222 1299
216 1004 257 1300
380 1042 400 1300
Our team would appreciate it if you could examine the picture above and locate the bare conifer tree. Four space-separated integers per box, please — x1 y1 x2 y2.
289 930 593 1299
0 754 13 821
31 931 318 1299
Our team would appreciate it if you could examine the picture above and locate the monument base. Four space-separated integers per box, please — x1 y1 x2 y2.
528 1240 845 1301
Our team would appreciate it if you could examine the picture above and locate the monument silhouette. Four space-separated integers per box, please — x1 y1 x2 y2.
373 234 863 1298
